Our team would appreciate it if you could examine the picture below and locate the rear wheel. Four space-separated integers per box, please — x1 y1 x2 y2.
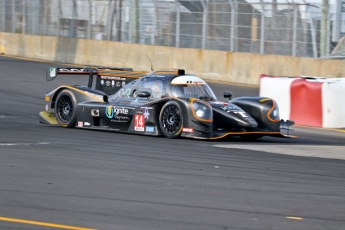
54 90 77 127
159 101 183 139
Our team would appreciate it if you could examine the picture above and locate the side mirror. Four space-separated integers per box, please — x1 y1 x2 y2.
138 91 151 100
224 91 233 100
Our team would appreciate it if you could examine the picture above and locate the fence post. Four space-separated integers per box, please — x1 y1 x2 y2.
326 13 331 56
71 0 77 37
320 0 329 57
292 3 297 56
201 0 208 49
87 0 92 39
152 0 157 45
22 0 25 34
12 0 15 33
2 0 5 31
175 2 180 48
260 0 265 54
228 0 235 52
309 13 318 58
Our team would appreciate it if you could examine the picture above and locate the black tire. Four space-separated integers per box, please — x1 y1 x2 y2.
159 101 183 139
54 90 77 127
240 135 263 141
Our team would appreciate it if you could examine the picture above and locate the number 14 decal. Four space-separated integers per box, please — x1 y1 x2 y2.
134 114 144 131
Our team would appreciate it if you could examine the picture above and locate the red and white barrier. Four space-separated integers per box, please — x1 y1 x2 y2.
260 74 345 128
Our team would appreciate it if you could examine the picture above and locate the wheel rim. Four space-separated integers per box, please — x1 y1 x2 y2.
57 95 74 123
161 105 181 134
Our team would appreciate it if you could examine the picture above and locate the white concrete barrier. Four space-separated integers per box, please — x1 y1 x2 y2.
260 74 345 128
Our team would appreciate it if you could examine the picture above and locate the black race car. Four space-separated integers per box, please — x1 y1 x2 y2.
39 66 295 140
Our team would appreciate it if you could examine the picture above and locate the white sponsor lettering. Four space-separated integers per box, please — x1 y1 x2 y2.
101 76 127 81
58 68 84 72
114 107 129 115
183 128 194 133
84 122 91 126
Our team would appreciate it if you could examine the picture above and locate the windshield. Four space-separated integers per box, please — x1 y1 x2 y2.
171 84 217 101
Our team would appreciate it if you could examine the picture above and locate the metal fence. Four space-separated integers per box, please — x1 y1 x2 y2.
0 0 341 58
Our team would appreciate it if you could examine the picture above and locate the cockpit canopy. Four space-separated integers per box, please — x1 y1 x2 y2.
110 74 217 101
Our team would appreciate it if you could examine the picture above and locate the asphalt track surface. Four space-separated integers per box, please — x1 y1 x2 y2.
0 55 344 230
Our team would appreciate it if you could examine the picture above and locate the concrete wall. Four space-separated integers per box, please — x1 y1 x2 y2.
1 32 345 85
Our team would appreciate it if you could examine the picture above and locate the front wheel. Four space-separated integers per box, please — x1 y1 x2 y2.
54 90 77 127
159 101 183 139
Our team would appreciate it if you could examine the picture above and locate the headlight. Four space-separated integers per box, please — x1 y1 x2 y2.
195 109 205 117
191 100 212 121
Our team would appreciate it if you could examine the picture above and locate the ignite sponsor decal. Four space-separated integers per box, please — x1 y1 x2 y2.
105 106 114 118
182 128 194 133
49 68 56 77
78 121 83 127
134 114 144 131
146 126 155 132
105 106 129 118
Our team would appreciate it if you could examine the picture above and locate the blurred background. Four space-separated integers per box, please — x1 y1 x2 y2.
0 0 344 59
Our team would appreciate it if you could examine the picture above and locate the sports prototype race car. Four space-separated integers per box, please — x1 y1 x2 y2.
39 66 295 140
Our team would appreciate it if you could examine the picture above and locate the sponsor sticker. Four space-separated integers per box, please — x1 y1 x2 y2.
91 109 99 116
141 107 153 119
105 106 114 118
182 128 194 133
57 68 84 72
49 68 56 77
116 81 121 87
111 116 130 123
84 122 91 126
101 76 126 81
105 106 129 118
78 121 83 127
134 114 144 131
146 126 155 132
105 81 111 86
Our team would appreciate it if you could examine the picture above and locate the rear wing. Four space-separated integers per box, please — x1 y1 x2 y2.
46 67 146 95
